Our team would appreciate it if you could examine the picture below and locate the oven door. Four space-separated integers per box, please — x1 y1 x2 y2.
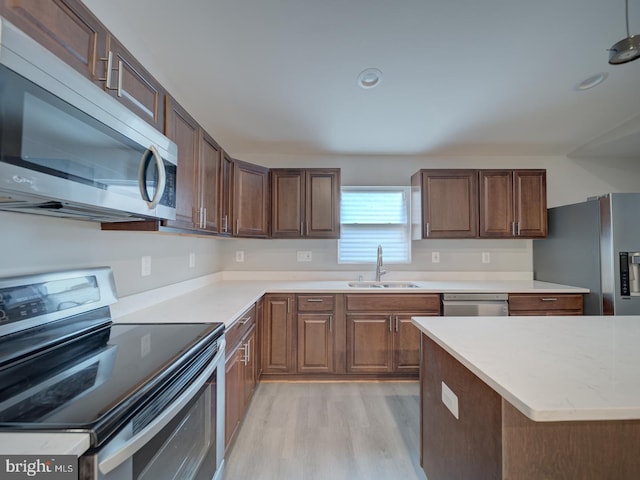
79 339 225 480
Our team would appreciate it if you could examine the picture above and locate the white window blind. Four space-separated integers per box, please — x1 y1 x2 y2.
338 186 411 264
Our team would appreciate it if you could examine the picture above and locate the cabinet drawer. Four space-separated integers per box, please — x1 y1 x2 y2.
226 304 256 351
297 295 335 312
345 294 440 313
508 294 583 313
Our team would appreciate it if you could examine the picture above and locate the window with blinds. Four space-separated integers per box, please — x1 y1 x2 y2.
338 186 411 264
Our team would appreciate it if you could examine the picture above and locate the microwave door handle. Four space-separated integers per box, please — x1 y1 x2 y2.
98 339 225 475
138 145 166 209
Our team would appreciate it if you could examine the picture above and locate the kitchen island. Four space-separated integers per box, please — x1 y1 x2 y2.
411 315 640 479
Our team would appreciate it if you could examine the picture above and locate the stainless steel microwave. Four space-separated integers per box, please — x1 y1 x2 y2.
0 17 177 222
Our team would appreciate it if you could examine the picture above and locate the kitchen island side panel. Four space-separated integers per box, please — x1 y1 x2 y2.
420 334 502 480
420 332 640 480
502 401 640 479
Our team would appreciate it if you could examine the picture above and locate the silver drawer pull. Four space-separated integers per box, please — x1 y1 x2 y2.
306 299 324 302
240 316 252 324
540 298 558 301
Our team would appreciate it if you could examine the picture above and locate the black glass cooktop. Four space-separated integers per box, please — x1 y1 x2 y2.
0 315 223 444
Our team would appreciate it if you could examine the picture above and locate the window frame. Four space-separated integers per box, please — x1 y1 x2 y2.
337 185 412 265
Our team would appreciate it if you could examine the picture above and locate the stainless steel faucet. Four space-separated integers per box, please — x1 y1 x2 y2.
375 244 387 282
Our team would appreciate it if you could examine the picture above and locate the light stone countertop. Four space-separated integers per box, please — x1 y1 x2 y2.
111 276 589 327
412 315 640 422
0 274 588 455
0 433 90 455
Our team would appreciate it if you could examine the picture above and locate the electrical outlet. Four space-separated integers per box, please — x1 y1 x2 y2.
297 251 312 262
235 251 245 262
482 252 491 264
189 253 196 268
432 251 440 263
441 381 459 419
141 256 151 277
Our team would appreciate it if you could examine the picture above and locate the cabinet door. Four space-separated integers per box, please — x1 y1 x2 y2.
393 313 432 373
242 325 257 406
164 97 199 230
200 131 222 232
514 170 547 238
346 313 393 373
306 169 341 238
479 170 514 237
105 35 164 130
219 151 233 236
261 294 295 373
232 160 270 237
297 313 335 373
271 169 304 238
0 0 107 84
416 170 478 238
224 346 243 448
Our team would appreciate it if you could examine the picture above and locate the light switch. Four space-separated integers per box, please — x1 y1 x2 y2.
432 251 440 263
297 251 312 262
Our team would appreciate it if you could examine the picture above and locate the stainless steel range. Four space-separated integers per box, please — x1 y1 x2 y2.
0 268 225 480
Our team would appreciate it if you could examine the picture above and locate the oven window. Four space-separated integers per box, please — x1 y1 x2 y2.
137 386 214 480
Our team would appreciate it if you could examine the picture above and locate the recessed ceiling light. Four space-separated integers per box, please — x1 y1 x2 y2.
575 72 608 91
357 68 383 89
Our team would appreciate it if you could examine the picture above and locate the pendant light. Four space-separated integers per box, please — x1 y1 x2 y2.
609 0 640 64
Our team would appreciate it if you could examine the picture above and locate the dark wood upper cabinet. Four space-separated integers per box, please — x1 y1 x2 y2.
271 168 340 239
513 170 547 238
0 0 108 83
164 97 199 230
411 169 479 239
105 36 165 131
232 159 270 238
479 169 547 238
413 169 547 239
0 0 164 130
219 151 233 236
163 97 221 233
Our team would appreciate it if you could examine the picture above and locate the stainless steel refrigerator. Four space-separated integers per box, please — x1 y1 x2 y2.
533 193 640 315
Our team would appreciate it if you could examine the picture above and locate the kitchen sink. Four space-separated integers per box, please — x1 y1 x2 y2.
347 281 420 289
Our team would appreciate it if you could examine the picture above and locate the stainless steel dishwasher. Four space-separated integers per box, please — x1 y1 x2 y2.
442 293 509 316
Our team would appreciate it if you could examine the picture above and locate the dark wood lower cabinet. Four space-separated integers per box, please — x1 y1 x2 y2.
345 294 441 375
224 305 258 450
297 313 335 373
420 334 640 480
261 294 295 374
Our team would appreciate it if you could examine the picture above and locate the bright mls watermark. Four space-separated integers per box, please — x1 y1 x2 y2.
0 456 76 479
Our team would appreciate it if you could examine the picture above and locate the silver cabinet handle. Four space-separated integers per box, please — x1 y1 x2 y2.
329 314 333 333
388 315 393 332
202 207 207 228
116 59 123 97
99 51 116 90
240 315 251 324
541 298 558 301
306 298 324 303
300 222 304 235
511 221 516 236
517 221 521 236
223 215 228 233
286 297 290 313
395 315 399 332
138 145 166 209
425 222 430 237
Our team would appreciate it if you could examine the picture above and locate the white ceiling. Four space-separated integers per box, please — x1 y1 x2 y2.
83 0 640 158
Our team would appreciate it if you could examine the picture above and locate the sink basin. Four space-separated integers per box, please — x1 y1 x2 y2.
348 281 420 289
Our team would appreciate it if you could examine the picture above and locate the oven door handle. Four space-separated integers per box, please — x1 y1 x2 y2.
98 339 225 475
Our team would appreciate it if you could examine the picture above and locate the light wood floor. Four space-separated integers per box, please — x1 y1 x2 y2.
222 381 427 480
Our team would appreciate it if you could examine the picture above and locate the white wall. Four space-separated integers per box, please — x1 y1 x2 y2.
0 212 224 296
